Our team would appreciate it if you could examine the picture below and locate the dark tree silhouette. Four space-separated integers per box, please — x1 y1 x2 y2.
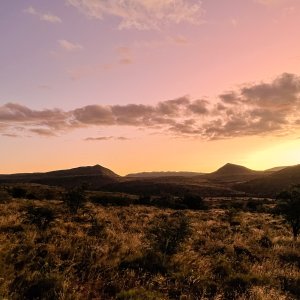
276 187 300 240
64 187 86 213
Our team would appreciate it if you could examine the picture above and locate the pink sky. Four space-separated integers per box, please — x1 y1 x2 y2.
1 0 300 175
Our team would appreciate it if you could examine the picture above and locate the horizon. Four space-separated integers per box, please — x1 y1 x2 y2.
1 0 300 175
0 161 297 177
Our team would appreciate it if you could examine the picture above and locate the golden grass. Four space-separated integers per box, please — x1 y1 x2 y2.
0 197 299 299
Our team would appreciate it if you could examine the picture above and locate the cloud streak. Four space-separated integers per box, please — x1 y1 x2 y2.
67 0 204 30
24 6 62 23
1 73 300 139
85 136 130 141
58 40 83 51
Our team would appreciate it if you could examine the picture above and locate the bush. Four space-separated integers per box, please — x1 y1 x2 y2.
258 235 273 248
182 193 207 210
246 198 263 212
64 187 86 213
117 288 162 300
119 251 167 274
0 189 10 203
24 205 55 230
275 187 300 240
10 275 62 300
10 187 27 199
224 274 262 299
90 194 133 206
146 212 190 265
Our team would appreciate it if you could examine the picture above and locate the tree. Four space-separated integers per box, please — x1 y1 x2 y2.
64 187 86 213
276 187 300 240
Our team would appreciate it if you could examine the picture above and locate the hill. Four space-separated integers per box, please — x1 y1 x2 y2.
126 171 204 178
201 163 264 183
0 165 119 189
236 164 300 196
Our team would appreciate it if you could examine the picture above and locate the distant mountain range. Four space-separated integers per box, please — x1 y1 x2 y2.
0 163 299 197
126 171 204 178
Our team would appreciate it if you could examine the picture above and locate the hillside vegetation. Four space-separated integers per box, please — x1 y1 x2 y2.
0 186 299 300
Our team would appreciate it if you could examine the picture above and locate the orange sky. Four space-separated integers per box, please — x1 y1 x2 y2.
1 0 300 175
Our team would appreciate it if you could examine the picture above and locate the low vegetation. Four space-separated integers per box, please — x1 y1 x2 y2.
0 184 299 299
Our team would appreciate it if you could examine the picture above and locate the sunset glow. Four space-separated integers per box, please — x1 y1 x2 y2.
1 0 300 174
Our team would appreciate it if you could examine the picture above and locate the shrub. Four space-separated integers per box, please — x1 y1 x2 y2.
258 235 273 248
24 205 55 230
90 194 133 206
246 198 263 212
117 288 162 300
275 187 300 240
64 187 86 213
10 275 62 300
146 212 190 264
212 259 233 279
0 189 10 203
224 274 262 299
182 193 207 210
119 251 166 274
10 187 27 199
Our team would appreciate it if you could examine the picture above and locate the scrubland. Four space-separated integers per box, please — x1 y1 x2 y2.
0 187 299 300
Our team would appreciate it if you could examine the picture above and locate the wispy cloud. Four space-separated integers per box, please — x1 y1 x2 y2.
254 0 291 6
85 136 130 141
1 73 300 139
67 0 204 30
24 6 62 23
116 46 133 65
58 39 83 51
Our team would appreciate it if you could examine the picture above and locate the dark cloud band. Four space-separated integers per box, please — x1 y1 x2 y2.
1 73 300 139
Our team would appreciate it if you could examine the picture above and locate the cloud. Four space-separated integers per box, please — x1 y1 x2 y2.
24 6 62 23
29 128 57 136
85 136 130 141
1 133 19 138
254 0 293 6
67 0 204 30
116 46 133 65
58 40 83 51
1 73 300 139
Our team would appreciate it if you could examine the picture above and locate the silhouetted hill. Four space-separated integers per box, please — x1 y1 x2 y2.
213 163 257 176
264 166 288 173
235 164 300 196
126 171 204 178
201 163 263 183
0 165 119 189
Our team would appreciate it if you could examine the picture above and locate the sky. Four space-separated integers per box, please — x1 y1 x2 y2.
1 0 300 175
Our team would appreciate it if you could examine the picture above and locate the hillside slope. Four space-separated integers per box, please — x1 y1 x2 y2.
0 165 119 189
235 164 300 196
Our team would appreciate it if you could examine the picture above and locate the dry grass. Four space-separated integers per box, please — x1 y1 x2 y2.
0 195 299 299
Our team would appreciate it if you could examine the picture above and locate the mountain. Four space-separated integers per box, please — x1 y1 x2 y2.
236 164 300 196
126 171 204 178
0 165 120 189
213 163 256 175
202 163 263 183
265 166 288 173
